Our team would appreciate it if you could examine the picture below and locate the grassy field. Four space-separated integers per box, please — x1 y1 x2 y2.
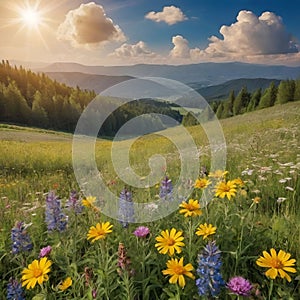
0 101 299 299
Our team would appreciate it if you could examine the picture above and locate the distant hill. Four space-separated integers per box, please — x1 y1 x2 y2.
195 78 281 101
36 62 300 85
46 72 134 93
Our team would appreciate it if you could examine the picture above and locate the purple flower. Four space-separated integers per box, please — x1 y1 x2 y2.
66 191 83 214
118 189 134 228
159 176 173 201
227 276 252 296
133 226 150 238
11 221 33 254
39 245 52 258
7 278 25 300
45 191 68 232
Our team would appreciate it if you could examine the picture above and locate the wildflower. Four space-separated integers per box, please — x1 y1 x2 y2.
39 245 52 258
117 242 134 276
82 196 96 208
227 276 252 296
21 257 52 289
196 240 225 297
11 221 33 254
58 277 72 291
252 197 261 204
196 223 216 239
215 180 237 200
194 178 211 189
232 178 244 186
87 222 113 242
45 191 68 232
118 189 134 228
133 226 150 238
159 176 173 200
179 199 202 217
256 248 296 282
7 278 25 300
277 197 287 203
155 228 185 255
209 170 228 178
162 257 194 288
66 191 83 214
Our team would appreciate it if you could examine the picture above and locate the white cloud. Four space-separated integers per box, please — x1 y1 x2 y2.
170 35 191 58
205 10 298 56
145 6 187 25
111 41 157 58
57 2 125 48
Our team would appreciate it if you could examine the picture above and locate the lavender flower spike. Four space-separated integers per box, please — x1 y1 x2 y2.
7 278 25 300
159 176 173 201
196 240 225 297
118 189 134 228
11 221 33 254
45 191 68 232
66 191 83 214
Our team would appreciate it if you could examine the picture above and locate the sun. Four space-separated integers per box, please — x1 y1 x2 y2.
20 7 41 28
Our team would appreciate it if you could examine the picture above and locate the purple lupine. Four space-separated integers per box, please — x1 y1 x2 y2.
227 276 252 297
45 191 68 232
159 176 173 201
7 278 25 300
39 245 52 258
11 221 33 254
196 240 225 297
133 226 150 238
66 191 83 214
118 189 134 228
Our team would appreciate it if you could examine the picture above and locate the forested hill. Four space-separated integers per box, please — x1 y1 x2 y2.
0 61 181 136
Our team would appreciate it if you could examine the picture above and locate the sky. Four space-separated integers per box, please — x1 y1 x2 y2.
0 0 299 66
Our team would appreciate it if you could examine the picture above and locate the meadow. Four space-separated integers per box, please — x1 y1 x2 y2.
0 102 300 299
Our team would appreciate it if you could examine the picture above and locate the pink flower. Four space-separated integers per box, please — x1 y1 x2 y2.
227 276 252 296
39 245 52 258
133 226 150 238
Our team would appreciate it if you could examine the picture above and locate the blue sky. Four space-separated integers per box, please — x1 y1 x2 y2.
0 0 299 66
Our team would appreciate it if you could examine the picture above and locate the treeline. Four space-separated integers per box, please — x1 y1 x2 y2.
0 61 181 135
213 79 300 119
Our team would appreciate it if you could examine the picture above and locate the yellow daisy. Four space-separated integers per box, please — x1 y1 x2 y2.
82 196 96 208
21 257 52 289
194 178 211 189
179 199 202 217
215 180 237 200
162 257 195 288
256 248 296 282
58 277 72 291
208 170 228 179
196 223 217 239
87 222 113 242
155 228 185 255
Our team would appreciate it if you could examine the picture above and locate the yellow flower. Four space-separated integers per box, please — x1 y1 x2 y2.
87 222 113 242
155 228 185 255
162 257 195 288
208 170 228 179
215 180 237 200
256 248 296 282
82 196 96 208
196 223 217 239
232 178 244 186
252 196 261 204
21 257 52 289
179 199 202 217
194 178 211 189
58 277 72 291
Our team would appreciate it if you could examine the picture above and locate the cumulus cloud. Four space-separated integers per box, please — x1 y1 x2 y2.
145 6 187 25
205 10 298 56
57 2 125 47
110 41 159 63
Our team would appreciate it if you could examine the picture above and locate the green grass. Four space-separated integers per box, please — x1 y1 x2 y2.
0 101 300 299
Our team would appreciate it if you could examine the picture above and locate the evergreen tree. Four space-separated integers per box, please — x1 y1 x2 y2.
258 82 277 109
32 91 48 127
233 87 250 115
216 102 224 119
277 80 295 104
247 88 261 111
294 79 300 101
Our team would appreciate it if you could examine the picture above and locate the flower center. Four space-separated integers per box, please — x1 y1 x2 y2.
167 238 175 246
271 258 283 269
173 266 185 275
186 204 196 211
33 268 43 278
97 229 105 236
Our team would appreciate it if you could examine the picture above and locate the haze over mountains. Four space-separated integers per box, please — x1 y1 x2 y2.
38 61 300 86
